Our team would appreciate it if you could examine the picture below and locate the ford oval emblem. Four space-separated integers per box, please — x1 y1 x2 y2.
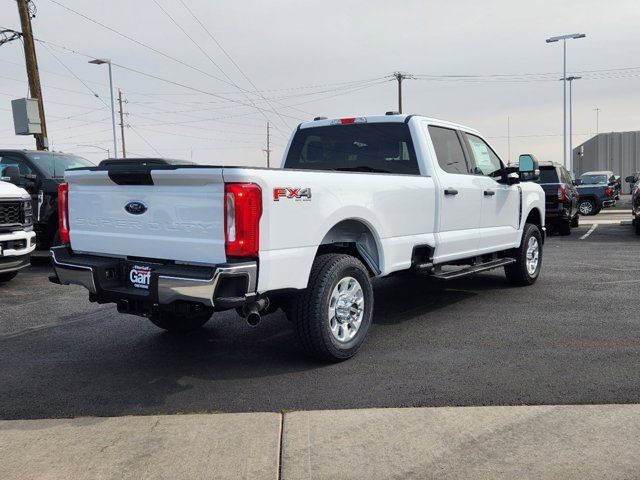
125 201 147 215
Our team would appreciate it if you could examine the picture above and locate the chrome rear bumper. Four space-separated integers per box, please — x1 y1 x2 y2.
50 246 257 308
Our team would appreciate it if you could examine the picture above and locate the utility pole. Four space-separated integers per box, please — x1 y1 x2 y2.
16 0 48 150
565 76 581 177
118 89 126 158
593 108 600 135
393 72 412 114
262 121 272 168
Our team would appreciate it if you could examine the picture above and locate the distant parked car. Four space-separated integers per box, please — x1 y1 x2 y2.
625 174 640 235
575 171 617 215
534 162 579 235
0 150 94 249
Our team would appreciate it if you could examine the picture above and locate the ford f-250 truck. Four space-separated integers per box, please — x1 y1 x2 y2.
50 114 545 361
0 165 36 282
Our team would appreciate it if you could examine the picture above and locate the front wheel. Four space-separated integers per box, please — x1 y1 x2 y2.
505 223 542 286
292 254 374 362
578 199 596 216
0 271 18 283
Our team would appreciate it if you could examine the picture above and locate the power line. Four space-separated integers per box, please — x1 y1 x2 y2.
176 0 292 130
150 0 290 133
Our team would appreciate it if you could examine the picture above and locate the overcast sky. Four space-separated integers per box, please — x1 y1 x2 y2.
1 0 638 167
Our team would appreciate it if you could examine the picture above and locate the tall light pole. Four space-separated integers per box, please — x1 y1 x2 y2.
563 76 581 177
593 108 600 135
546 33 586 170
88 58 118 159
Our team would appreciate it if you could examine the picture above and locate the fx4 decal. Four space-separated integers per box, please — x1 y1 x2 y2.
273 187 312 202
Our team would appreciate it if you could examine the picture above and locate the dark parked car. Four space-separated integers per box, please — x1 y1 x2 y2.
0 150 94 249
575 171 617 215
533 162 579 235
625 174 640 235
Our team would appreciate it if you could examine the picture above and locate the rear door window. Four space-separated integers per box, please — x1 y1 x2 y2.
428 126 470 175
284 122 419 174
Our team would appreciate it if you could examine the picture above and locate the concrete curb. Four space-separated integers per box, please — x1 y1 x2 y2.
1 405 639 479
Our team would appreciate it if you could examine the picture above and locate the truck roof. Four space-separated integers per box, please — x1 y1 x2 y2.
298 114 481 136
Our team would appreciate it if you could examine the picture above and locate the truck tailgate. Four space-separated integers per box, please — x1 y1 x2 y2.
66 167 226 265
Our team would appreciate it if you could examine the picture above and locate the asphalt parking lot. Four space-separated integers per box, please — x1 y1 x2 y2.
1 219 638 420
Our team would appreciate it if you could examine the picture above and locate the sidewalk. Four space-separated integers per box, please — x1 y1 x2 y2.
1 405 639 479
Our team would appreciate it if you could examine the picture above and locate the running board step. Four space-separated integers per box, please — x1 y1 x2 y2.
432 258 516 280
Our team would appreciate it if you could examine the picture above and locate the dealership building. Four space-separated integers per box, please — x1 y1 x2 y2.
573 131 640 180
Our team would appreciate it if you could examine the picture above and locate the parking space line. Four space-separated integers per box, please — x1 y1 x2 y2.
580 224 597 240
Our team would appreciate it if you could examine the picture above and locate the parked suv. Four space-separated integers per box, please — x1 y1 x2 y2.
575 171 617 215
534 162 579 235
0 165 36 282
0 150 94 249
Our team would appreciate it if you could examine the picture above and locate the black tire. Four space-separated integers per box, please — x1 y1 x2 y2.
504 223 542 286
148 308 212 332
635 220 640 236
0 271 18 283
570 214 579 228
578 199 596 216
558 218 571 236
292 254 374 362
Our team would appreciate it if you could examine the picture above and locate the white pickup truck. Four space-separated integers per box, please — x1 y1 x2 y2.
0 165 36 282
50 114 545 361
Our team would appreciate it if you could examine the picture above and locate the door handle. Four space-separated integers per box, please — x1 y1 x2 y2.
484 190 496 196
444 188 459 196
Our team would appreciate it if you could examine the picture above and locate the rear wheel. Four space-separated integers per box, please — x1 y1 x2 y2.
578 199 596 216
558 218 571 236
148 307 212 332
570 215 579 228
635 220 640 236
505 223 542 286
292 254 373 362
0 271 18 283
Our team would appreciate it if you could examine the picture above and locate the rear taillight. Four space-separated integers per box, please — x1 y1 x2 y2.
636 188 640 200
224 183 262 257
58 183 70 244
604 187 612 197
557 185 567 202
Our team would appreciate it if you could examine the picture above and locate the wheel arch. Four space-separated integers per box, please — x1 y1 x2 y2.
315 218 382 276
524 207 544 244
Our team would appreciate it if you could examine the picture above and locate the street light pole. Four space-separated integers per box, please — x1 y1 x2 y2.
78 144 110 158
546 33 586 170
565 76 581 177
89 58 118 159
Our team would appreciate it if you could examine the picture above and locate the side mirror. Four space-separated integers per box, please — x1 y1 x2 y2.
0 166 20 186
625 175 637 183
575 179 582 186
518 153 539 182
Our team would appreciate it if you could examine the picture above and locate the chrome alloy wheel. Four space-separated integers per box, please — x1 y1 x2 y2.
526 236 540 275
579 201 593 215
328 276 364 343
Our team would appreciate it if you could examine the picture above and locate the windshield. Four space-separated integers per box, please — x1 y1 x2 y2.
580 174 608 185
26 153 94 178
284 123 419 175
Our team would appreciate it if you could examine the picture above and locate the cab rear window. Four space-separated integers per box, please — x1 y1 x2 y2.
284 123 419 175
536 167 559 184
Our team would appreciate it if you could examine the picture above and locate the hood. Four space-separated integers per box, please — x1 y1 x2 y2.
0 180 30 198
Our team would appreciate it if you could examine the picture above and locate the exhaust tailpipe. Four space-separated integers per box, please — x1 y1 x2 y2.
242 299 269 327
